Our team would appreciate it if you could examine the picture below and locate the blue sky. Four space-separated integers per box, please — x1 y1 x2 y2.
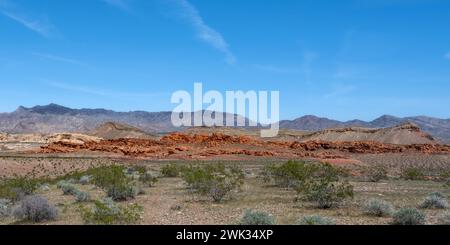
1 0 449 121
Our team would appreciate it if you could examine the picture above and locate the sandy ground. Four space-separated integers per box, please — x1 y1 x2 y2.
1 156 449 225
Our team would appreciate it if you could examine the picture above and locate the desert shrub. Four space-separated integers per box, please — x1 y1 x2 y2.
106 183 137 201
400 167 425 180
287 162 354 209
161 164 182 177
438 212 450 225
79 198 143 225
0 198 11 217
13 195 58 222
60 183 78 195
298 179 354 209
262 161 323 188
392 208 426 225
181 164 244 202
365 165 388 182
131 166 147 174
363 198 394 217
139 171 158 187
91 165 128 189
0 177 40 201
420 192 449 209
297 215 335 225
74 190 91 203
238 210 275 225
79 175 92 185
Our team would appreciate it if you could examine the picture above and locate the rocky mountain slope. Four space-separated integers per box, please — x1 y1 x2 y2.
0 104 449 143
280 115 450 143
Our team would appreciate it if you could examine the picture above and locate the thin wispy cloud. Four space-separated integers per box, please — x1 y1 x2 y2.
101 0 132 12
0 1 54 38
32 52 87 67
43 79 167 98
170 0 236 64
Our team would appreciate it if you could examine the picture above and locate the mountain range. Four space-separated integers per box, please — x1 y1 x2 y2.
0 104 449 143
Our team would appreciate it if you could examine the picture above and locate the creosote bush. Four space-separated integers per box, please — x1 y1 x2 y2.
13 195 58 222
392 208 426 225
161 164 183 177
363 198 394 217
238 210 275 225
420 192 449 209
181 164 244 202
297 215 335 225
0 177 40 201
400 167 425 180
79 198 143 225
139 171 158 187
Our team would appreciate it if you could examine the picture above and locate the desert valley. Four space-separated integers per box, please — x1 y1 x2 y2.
0 104 449 225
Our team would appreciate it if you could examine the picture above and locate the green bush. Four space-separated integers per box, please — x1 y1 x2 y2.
298 179 354 209
365 165 388 182
79 198 143 225
297 215 335 225
106 183 137 201
91 165 128 189
0 177 40 201
60 183 78 195
420 192 449 209
262 161 328 189
400 167 425 180
363 198 394 217
139 171 158 187
74 190 91 203
284 162 354 209
181 164 244 202
161 164 183 177
392 208 426 225
238 210 275 225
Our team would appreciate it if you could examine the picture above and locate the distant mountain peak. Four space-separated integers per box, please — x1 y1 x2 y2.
26 103 74 115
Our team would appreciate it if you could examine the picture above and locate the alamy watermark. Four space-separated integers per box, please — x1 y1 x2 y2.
171 83 279 137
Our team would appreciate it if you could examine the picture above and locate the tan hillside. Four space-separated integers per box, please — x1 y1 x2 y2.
90 122 157 140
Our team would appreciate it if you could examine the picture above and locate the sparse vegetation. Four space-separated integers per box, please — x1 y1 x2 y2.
420 192 449 209
139 171 158 187
13 195 58 222
0 177 40 201
363 198 394 217
181 164 244 202
79 198 143 225
74 190 91 203
106 183 137 201
400 167 425 180
392 208 426 225
0 199 11 217
161 164 183 177
297 215 335 225
365 165 388 182
79 175 92 185
238 210 275 225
